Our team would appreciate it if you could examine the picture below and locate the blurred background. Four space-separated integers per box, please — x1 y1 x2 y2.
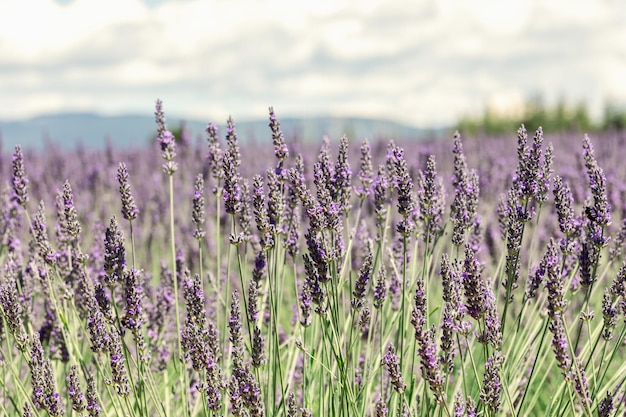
0 0 625 148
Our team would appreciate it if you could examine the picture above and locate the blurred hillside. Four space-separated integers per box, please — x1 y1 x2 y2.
456 97 626 136
0 113 441 150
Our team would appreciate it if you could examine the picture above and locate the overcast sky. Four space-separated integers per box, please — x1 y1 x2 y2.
0 0 624 127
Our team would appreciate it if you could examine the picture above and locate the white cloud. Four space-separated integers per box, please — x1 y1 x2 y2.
0 0 624 127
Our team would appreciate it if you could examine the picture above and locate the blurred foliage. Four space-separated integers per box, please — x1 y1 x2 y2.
457 96 626 136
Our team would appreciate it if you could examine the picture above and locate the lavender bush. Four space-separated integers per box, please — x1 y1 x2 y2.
1 100 626 416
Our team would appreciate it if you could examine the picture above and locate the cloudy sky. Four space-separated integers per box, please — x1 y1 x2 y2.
0 0 624 127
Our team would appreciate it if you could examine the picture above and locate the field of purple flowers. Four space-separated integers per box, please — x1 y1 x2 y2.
1 100 626 416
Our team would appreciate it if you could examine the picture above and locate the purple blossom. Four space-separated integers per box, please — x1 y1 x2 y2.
12 145 29 208
117 162 139 222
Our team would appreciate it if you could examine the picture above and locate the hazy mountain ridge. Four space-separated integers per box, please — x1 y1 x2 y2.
0 112 444 149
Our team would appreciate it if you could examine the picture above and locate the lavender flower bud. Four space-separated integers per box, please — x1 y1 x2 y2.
103 215 126 285
450 132 480 246
553 176 579 249
602 288 617 340
373 164 390 233
583 135 611 233
251 325 265 368
417 155 446 242
544 239 565 317
252 175 273 248
229 375 244 417
229 290 245 371
30 334 65 416
356 139 374 199
299 278 313 327
537 143 554 204
598 391 614 417
375 397 389 417
206 122 224 192
0 257 29 352
351 249 373 310
12 145 29 207
268 106 289 166
154 99 178 175
383 343 405 393
223 116 243 215
86 289 110 353
373 264 387 310
192 174 206 240
462 243 487 320
60 180 81 246
390 145 415 222
32 201 56 265
108 329 131 396
286 392 297 417
121 268 145 331
22 403 35 417
332 135 352 214
67 365 86 412
117 162 138 222
86 370 101 416
479 351 504 414
266 168 285 230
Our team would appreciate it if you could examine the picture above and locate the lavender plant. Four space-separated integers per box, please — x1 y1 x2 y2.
1 101 626 417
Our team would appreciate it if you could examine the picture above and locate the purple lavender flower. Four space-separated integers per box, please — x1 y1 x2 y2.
373 264 387 310
382 343 405 393
268 106 289 168
108 328 131 396
22 403 35 417
192 174 206 241
512 125 543 202
103 215 126 285
0 255 29 352
32 201 56 265
266 168 285 230
351 250 373 310
356 139 374 199
417 154 446 242
389 144 415 236
85 370 101 416
11 145 29 208
229 290 245 372
299 277 313 327
252 175 273 248
205 122 224 194
375 397 389 417
598 391 614 417
121 268 145 331
480 351 504 414
229 375 244 417
30 334 65 416
251 325 265 368
117 162 138 222
373 163 390 234
553 176 580 251
154 99 178 175
59 180 81 247
66 365 86 412
332 135 352 214
223 116 243 215
462 243 487 320
602 288 617 340
450 132 480 246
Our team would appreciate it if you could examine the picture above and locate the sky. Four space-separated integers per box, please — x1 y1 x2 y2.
0 0 624 128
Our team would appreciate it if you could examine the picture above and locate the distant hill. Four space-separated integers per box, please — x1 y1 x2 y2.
0 112 443 150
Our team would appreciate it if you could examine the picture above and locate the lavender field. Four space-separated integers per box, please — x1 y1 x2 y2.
2 100 626 416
